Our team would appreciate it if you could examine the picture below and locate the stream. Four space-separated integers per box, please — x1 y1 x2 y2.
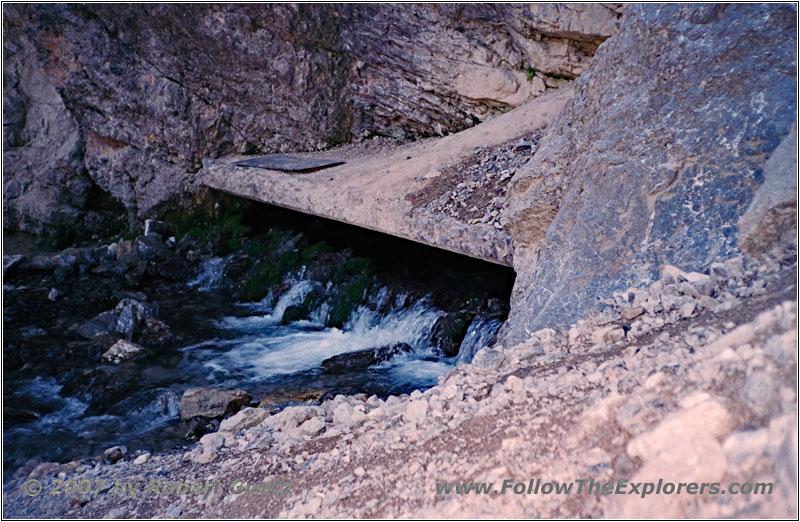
3 254 503 475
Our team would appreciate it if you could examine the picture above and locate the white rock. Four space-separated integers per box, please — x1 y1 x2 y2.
333 402 356 426
219 407 268 432
133 453 150 465
404 400 428 425
300 417 326 437
505 375 524 395
101 340 147 365
592 325 624 344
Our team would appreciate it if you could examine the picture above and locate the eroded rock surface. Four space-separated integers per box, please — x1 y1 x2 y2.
3 4 620 239
502 3 797 343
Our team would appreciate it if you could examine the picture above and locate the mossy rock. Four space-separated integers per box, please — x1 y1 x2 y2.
281 304 307 323
431 312 473 357
301 241 334 262
325 272 372 328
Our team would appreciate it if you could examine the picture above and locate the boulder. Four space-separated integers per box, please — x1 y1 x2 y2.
144 219 175 239
219 407 269 432
116 302 147 341
103 445 127 464
137 317 177 349
321 343 412 374
134 235 171 261
281 304 307 324
113 298 157 341
179 388 251 421
77 311 120 339
738 122 798 254
502 3 797 343
61 365 141 408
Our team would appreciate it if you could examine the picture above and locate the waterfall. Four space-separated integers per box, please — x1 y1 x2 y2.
188 255 233 291
455 317 502 365
271 280 320 320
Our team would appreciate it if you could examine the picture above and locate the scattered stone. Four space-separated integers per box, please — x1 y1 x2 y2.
299 417 326 437
404 400 428 425
470 348 505 372
133 453 150 465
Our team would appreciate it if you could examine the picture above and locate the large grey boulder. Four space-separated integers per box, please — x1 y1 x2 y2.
501 4 797 343
738 122 797 254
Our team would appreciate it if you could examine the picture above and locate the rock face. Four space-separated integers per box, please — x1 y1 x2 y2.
2 4 620 240
501 3 797 343
738 122 798 255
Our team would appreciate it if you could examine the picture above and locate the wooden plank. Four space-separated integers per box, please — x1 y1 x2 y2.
234 154 344 172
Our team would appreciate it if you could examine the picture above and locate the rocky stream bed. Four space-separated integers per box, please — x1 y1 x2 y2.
3 209 512 480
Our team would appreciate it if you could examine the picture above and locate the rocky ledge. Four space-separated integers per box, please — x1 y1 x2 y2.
4 246 795 518
203 87 572 267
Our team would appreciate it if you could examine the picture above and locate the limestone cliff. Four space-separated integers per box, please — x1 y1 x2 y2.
2 4 621 240
501 3 797 343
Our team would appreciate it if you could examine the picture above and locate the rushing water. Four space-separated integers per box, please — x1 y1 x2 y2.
4 256 502 474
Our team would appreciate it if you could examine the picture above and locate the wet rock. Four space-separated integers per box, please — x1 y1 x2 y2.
321 343 412 374
134 235 171 261
115 302 147 341
101 339 148 365
62 365 141 408
219 407 269 432
3 254 26 276
431 313 472 356
156 257 188 281
3 407 40 424
77 311 120 339
137 317 177 349
281 304 307 324
179 388 251 421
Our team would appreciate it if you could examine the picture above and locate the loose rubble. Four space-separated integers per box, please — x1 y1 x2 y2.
4 247 795 518
406 130 543 227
